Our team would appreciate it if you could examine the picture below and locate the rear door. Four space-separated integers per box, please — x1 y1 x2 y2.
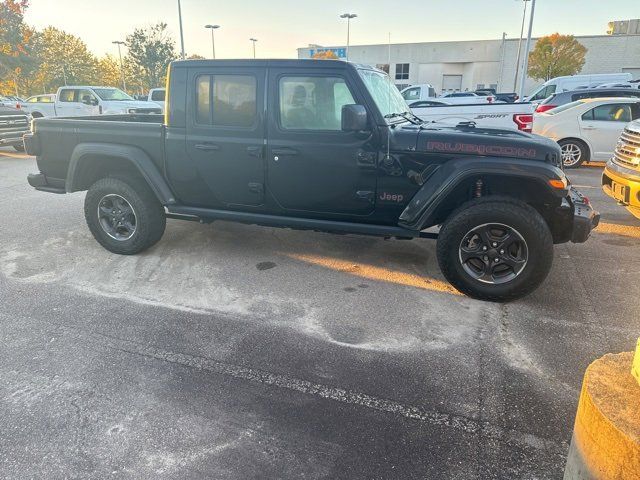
580 102 636 160
266 67 377 216
185 66 265 207
56 88 82 116
77 89 100 116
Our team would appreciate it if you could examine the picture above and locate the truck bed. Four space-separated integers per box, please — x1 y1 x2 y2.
32 115 165 181
410 102 535 130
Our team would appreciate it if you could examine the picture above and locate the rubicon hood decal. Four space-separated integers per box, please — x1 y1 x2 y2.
425 141 537 159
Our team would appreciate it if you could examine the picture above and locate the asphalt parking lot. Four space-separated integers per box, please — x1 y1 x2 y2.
1 147 639 479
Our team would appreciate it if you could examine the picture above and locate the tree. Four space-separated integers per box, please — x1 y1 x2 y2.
527 33 587 82
31 27 98 92
312 50 339 60
187 53 205 60
0 0 36 96
125 23 176 90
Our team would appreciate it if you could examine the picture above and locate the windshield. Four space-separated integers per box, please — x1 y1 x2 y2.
93 88 134 101
358 69 410 120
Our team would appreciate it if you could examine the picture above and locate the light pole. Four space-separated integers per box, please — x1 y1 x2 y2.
112 40 127 92
513 0 530 92
177 0 186 59
250 38 258 58
205 24 220 59
518 0 536 100
340 13 357 61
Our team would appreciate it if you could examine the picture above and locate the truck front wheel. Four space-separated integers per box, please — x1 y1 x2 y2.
84 177 166 255
436 198 553 302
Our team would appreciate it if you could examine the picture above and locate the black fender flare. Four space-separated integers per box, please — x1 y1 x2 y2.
398 156 567 230
66 142 176 205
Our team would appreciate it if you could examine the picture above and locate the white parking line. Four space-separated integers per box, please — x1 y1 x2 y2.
71 327 566 458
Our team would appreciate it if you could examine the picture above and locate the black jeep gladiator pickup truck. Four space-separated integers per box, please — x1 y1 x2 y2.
25 59 599 301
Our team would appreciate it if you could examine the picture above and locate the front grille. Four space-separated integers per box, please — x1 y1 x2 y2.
612 127 640 169
0 114 28 131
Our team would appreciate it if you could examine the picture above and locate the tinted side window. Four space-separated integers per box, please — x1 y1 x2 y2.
402 88 420 100
196 75 256 127
58 90 75 102
588 104 633 122
279 76 355 131
151 90 165 101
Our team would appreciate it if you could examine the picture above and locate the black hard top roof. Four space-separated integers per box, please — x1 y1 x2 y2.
171 58 377 71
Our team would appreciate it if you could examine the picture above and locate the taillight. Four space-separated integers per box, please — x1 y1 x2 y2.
513 114 533 132
15 103 20 109
535 104 556 113
487 96 494 103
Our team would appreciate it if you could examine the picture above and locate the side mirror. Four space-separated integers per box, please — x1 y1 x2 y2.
342 104 368 132
90 98 99 106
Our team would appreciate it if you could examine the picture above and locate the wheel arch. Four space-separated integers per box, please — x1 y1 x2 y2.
67 143 176 205
398 157 568 232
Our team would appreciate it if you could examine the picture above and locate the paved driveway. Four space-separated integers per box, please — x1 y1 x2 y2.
1 149 638 479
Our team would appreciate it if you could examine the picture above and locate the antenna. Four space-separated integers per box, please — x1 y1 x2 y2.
386 32 391 162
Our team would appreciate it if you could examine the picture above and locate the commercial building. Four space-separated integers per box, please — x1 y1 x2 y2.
297 32 640 96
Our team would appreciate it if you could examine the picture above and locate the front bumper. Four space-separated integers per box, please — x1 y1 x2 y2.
569 186 600 243
602 160 640 217
0 130 29 146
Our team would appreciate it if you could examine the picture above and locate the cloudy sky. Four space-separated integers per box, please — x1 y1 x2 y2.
24 0 640 59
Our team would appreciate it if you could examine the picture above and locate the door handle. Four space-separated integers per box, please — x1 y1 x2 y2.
582 126 596 130
272 148 298 156
195 143 220 151
247 146 263 158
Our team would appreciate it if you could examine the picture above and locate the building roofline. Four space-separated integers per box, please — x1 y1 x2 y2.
298 33 640 51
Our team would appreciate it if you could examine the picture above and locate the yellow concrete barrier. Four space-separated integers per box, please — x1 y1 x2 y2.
564 351 640 479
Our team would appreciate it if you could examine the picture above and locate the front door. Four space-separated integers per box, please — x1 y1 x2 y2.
580 102 639 160
185 67 265 207
266 68 376 216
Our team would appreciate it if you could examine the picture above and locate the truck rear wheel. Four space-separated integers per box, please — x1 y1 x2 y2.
436 198 553 302
84 177 166 255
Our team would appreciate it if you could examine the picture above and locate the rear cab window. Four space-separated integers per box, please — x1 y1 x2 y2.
151 90 166 102
58 89 77 102
195 74 257 127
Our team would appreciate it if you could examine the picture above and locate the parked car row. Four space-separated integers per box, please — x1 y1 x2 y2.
18 86 162 118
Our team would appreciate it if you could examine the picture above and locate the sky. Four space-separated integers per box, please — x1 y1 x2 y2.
23 0 640 59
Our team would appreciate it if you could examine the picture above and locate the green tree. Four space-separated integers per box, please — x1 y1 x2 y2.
125 23 176 90
32 27 98 92
528 33 587 82
0 0 36 96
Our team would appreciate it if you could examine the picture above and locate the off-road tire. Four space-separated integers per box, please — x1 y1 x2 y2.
558 138 589 169
436 197 554 302
13 144 25 152
84 176 166 255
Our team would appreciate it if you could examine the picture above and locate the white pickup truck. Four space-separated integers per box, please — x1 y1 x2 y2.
398 83 535 130
409 100 536 131
21 86 162 118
